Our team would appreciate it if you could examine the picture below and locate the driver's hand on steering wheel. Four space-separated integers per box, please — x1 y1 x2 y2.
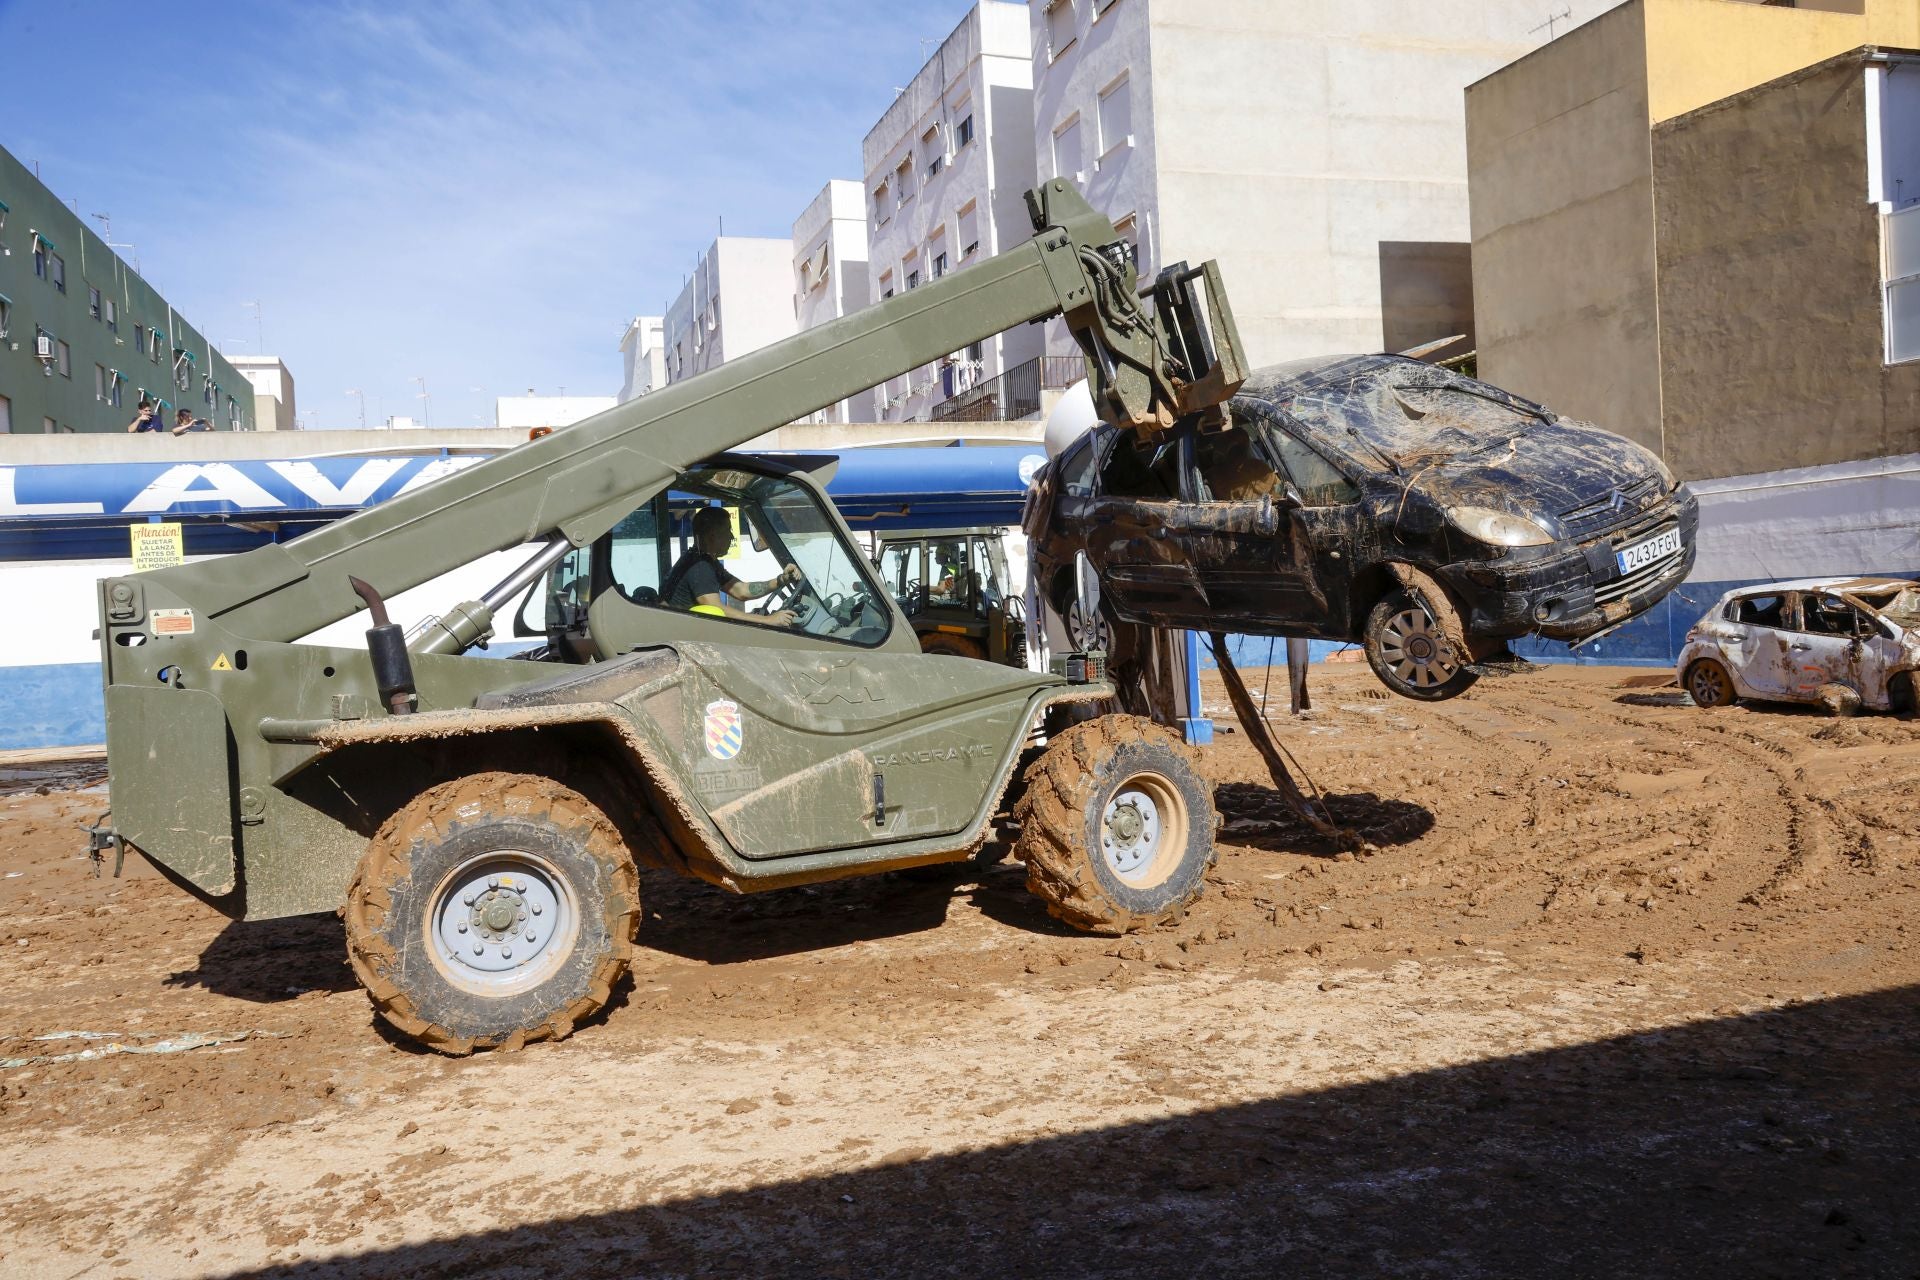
778 563 803 586
767 609 797 628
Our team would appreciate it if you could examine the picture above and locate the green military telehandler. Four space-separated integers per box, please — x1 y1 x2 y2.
94 182 1247 1053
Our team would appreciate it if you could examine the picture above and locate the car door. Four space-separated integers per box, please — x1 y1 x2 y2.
1183 418 1319 630
1786 592 1876 702
1256 413 1368 638
1720 591 1796 700
1079 427 1216 625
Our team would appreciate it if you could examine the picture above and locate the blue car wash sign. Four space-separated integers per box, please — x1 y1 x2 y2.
0 456 489 520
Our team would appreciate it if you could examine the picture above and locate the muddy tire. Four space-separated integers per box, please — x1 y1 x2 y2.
1363 591 1478 702
343 772 639 1055
920 631 986 661
1013 716 1217 934
1685 658 1738 708
1888 671 1916 718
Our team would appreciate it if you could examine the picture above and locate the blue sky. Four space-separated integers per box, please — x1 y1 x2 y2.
0 0 971 428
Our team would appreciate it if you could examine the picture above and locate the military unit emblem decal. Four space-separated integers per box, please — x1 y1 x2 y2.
704 699 744 760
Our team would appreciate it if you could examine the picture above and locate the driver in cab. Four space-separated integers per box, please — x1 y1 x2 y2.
663 506 802 627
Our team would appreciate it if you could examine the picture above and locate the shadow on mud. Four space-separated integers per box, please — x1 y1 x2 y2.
164 913 356 1002
210 983 1920 1278
634 867 964 965
1213 783 1434 854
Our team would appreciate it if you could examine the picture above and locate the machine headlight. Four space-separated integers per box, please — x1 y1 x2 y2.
1449 505 1556 548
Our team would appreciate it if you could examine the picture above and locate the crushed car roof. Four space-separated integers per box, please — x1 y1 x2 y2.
1716 576 1918 600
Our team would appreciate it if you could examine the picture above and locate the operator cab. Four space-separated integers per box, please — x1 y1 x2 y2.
514 456 895 661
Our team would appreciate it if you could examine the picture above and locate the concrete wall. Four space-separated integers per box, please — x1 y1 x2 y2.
662 237 796 387
0 145 253 433
1467 3 1665 453
862 2 1036 423
617 317 665 403
1653 52 1920 477
230 356 296 432
1642 0 1892 125
791 181 871 424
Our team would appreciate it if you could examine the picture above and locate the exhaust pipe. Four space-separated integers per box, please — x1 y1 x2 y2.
348 576 417 716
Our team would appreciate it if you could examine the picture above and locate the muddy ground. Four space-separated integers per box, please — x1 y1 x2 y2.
1 664 1917 1279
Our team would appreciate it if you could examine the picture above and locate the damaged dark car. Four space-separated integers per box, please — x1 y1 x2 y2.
1024 353 1699 700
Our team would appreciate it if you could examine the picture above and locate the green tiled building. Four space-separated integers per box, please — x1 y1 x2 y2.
0 144 252 434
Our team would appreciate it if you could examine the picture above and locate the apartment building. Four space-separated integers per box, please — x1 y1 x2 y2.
862 1 1043 423
661 236 796 390
617 316 665 403
0 144 253 433
791 181 872 423
228 355 297 432
1028 0 1628 369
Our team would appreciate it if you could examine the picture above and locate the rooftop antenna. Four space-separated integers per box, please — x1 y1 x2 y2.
89 213 142 273
1530 6 1573 40
345 388 368 430
242 300 265 353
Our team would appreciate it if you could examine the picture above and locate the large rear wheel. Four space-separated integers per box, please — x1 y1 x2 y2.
920 630 986 661
344 772 640 1055
1014 716 1217 934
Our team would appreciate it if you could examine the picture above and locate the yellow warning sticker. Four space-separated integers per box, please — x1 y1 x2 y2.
210 653 233 671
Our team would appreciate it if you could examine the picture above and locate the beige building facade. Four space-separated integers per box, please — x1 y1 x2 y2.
1468 0 1920 479
1029 0 1630 369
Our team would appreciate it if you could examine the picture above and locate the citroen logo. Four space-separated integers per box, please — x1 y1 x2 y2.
1608 489 1628 513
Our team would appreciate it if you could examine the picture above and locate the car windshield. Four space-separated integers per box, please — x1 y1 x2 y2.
1259 356 1544 465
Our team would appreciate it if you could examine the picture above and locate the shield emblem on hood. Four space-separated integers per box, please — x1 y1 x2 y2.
703 700 744 761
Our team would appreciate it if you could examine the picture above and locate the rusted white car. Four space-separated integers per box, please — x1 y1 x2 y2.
1678 577 1920 714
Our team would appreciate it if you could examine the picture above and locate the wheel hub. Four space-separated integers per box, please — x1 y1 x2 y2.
1101 789 1162 879
431 856 571 984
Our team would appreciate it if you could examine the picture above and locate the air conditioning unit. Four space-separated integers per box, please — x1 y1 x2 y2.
35 333 54 361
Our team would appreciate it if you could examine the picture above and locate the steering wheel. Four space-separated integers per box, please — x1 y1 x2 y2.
752 574 807 617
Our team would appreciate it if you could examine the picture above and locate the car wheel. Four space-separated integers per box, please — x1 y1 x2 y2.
1065 597 1113 652
1684 658 1738 708
1363 591 1478 702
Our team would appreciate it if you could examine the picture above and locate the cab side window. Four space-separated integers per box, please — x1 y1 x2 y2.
1730 594 1786 628
1267 424 1359 506
606 499 668 604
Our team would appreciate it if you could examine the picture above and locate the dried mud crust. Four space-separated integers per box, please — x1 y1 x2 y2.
1013 715 1219 934
342 772 640 1055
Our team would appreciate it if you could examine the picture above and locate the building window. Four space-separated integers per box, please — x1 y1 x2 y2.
873 180 890 223
174 348 193 392
922 125 944 180
0 394 9 434
88 286 102 320
57 339 71 378
33 241 46 279
1047 0 1077 60
1113 212 1141 270
0 293 10 341
958 204 980 261
104 298 116 333
895 156 914 204
0 199 8 241
95 364 106 401
151 329 163 361
955 114 974 149
1885 204 1920 362
109 372 123 408
50 253 65 294
933 251 948 279
1098 74 1133 160
1053 115 1084 184
906 268 920 291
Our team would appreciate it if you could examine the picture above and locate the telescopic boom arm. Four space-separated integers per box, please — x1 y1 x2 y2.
132 181 1245 646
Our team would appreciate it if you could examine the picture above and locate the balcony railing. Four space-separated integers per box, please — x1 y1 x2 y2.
930 355 1083 422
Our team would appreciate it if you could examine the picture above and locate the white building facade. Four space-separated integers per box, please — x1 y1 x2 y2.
617 316 665 403
661 237 797 387
494 395 617 432
862 1 1043 424
228 355 297 432
791 180 872 423
1029 0 1627 366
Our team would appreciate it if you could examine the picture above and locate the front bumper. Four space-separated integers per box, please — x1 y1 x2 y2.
1438 490 1701 644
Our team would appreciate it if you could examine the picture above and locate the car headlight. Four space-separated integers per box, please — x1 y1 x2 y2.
1448 505 1556 548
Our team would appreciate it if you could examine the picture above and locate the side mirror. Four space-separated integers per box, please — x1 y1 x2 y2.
1074 550 1101 641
